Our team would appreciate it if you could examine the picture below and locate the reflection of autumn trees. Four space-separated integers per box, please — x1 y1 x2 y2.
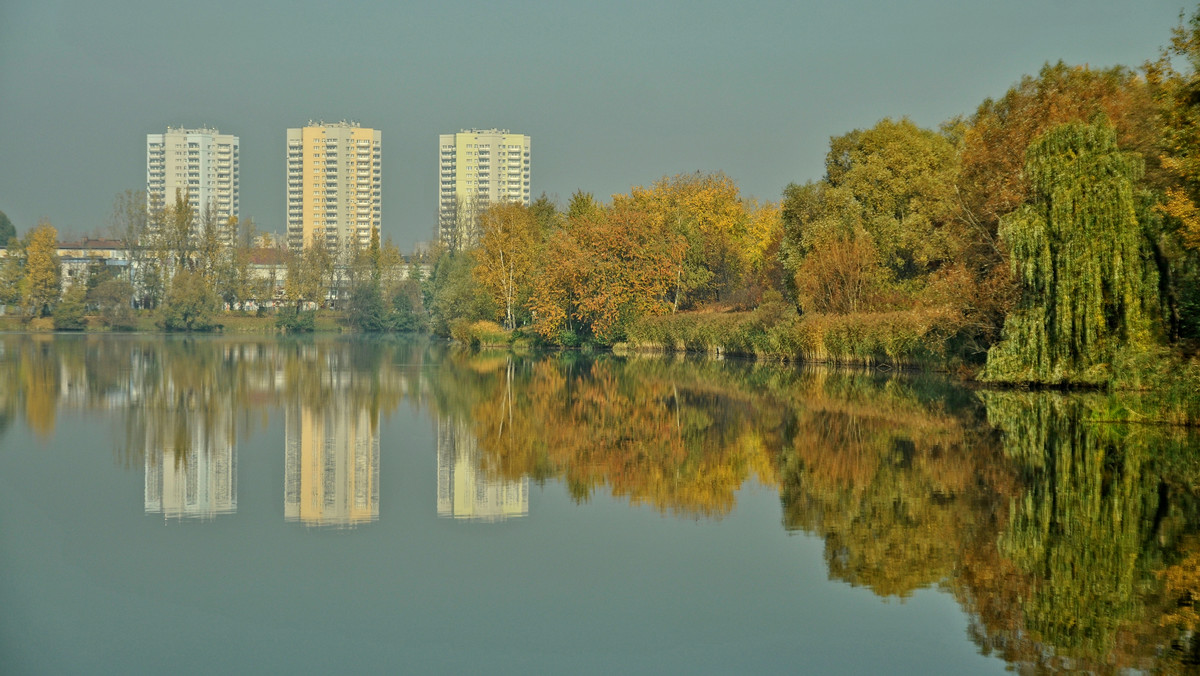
778 372 1014 598
431 352 784 518
8 334 1200 672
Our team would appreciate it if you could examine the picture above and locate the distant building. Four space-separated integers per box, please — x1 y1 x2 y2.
438 129 531 250
146 127 240 239
55 237 129 289
287 121 381 251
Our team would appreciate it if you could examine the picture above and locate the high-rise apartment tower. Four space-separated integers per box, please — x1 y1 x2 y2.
437 129 530 249
286 122 381 250
146 127 240 235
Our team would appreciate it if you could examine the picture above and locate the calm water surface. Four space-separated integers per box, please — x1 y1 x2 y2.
1 334 1198 674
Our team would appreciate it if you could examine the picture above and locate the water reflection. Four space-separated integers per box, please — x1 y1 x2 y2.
973 391 1200 671
144 407 237 520
4 334 1200 670
284 401 379 527
436 416 528 522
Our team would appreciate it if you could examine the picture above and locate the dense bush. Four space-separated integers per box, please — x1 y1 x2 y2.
275 306 315 333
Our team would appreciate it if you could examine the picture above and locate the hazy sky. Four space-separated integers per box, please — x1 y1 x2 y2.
0 1 1188 249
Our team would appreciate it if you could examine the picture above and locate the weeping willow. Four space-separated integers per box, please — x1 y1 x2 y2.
984 121 1158 385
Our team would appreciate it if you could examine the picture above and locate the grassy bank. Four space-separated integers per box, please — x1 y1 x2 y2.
0 311 348 333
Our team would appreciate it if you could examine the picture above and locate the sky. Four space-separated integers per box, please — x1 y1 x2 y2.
0 0 1189 250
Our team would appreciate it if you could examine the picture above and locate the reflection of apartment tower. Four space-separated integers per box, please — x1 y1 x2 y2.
286 121 382 251
144 409 237 520
437 417 528 522
146 127 240 237
437 129 531 250
285 403 379 527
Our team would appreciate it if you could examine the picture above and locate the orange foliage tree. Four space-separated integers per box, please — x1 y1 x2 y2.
530 204 685 343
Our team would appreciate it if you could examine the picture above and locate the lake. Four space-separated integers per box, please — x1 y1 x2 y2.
1 334 1198 674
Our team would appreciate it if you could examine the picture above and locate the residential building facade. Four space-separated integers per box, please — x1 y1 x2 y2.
146 127 240 237
437 129 531 249
286 121 382 250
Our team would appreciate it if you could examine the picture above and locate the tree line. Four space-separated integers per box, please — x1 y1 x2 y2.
426 11 1200 392
4 9 1200 388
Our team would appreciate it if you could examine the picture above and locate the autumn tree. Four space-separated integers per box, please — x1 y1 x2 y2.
782 119 968 319
985 122 1158 385
741 200 785 300
284 236 333 311
108 189 157 308
530 204 685 342
213 215 260 310
1146 10 1200 340
473 202 538 330
615 172 749 309
22 219 61 317
959 61 1158 235
159 189 196 271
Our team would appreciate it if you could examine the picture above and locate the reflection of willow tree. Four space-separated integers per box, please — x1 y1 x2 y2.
778 371 1013 598
429 351 783 518
977 391 1200 672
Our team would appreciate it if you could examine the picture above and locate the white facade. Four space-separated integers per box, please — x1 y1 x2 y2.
286 122 382 250
146 127 239 232
438 129 531 249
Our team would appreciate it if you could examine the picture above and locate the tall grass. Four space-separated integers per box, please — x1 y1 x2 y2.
625 304 964 368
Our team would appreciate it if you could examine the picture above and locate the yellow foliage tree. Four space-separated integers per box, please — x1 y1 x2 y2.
615 172 749 309
473 202 537 330
22 219 60 318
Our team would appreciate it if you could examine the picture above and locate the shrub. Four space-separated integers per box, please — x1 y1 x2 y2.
276 306 316 333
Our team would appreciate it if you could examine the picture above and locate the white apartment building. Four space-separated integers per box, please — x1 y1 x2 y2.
146 127 239 236
438 129 531 249
287 121 382 250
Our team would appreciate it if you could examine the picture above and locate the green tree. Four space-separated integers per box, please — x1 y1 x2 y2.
52 283 88 330
985 121 1158 384
347 279 388 331
22 220 60 318
426 250 495 337
87 278 136 329
0 236 24 311
0 209 16 244
158 269 218 331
